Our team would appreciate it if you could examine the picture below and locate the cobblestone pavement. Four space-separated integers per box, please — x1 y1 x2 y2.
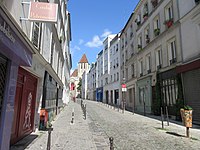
11 100 109 150
11 99 200 150
86 100 200 150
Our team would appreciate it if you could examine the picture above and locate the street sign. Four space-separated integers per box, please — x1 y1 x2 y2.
122 84 127 92
122 88 127 92
122 84 126 88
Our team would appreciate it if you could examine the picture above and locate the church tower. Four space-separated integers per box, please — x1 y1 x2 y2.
78 54 89 78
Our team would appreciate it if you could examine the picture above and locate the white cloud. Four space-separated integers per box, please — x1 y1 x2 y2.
71 45 81 51
85 29 112 48
101 29 112 38
85 35 103 48
79 39 84 45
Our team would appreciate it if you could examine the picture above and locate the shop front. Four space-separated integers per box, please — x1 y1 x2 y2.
0 7 33 150
96 87 103 102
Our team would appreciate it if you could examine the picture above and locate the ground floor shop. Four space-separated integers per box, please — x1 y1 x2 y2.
136 76 152 115
0 7 33 149
177 60 200 124
96 87 103 102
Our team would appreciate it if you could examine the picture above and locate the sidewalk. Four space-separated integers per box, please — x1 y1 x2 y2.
11 100 109 150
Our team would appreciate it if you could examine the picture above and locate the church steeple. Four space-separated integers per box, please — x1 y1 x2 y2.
78 54 89 78
79 54 88 63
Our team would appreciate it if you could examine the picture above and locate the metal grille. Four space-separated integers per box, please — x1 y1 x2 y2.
0 54 8 118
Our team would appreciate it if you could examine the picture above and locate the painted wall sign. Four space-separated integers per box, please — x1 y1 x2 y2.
0 21 15 43
28 2 58 23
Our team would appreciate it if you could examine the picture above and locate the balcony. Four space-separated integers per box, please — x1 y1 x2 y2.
147 69 151 74
170 58 177 65
157 64 162 70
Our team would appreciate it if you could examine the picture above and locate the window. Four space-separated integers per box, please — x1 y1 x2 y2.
146 54 151 73
50 36 55 65
153 16 160 36
117 72 119 81
139 60 143 76
32 22 42 49
126 68 128 81
110 75 112 82
138 35 142 50
145 26 150 44
143 3 148 20
131 64 135 77
165 3 173 21
168 38 177 65
156 49 162 69
114 74 116 81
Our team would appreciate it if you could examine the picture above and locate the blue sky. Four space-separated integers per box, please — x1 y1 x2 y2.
68 0 139 72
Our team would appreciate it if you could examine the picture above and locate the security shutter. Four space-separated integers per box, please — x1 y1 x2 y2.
183 69 200 124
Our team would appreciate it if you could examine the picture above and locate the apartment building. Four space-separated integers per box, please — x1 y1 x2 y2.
176 0 200 124
87 63 96 101
128 0 182 116
102 35 116 103
0 0 71 148
107 34 121 106
96 50 104 102
120 13 137 111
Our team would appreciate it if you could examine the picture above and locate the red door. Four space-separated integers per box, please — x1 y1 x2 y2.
11 68 37 145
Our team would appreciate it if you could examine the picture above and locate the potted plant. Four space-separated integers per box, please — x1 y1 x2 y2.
180 105 193 128
164 18 173 28
154 28 160 36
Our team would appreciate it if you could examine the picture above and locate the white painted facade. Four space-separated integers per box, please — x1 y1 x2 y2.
106 34 121 105
3 0 71 130
87 63 96 101
102 34 116 103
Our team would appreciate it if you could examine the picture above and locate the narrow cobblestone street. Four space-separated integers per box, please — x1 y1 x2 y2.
11 99 200 150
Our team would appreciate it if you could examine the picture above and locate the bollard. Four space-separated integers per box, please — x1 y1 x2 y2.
84 104 86 120
109 137 114 150
166 106 169 126
46 127 53 150
161 107 164 129
71 109 74 124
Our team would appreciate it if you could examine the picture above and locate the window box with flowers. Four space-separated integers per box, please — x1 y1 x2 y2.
154 28 160 36
164 18 173 28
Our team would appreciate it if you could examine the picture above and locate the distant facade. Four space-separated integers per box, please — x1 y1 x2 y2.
70 54 90 98
87 63 97 101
